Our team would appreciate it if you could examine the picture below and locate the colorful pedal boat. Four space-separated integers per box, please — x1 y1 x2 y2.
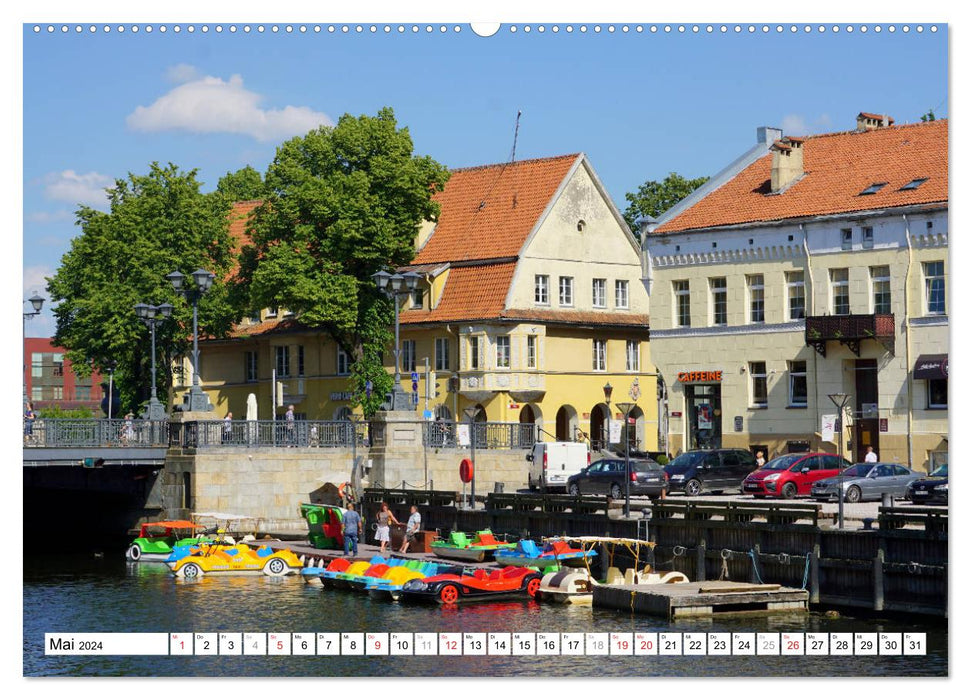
400 565 543 604
493 539 596 568
301 557 351 586
537 567 689 605
429 529 516 563
126 520 211 562
168 542 304 578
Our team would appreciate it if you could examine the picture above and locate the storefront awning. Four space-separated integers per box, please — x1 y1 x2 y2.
913 354 948 380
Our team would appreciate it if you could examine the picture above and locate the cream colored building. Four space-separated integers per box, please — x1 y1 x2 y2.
642 114 948 471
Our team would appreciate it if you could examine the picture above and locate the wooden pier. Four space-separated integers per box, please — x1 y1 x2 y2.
594 580 809 619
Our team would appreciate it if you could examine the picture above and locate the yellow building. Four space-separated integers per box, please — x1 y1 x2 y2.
182 154 659 452
642 114 948 471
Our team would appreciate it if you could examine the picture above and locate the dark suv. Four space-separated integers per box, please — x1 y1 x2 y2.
567 458 668 499
663 449 758 496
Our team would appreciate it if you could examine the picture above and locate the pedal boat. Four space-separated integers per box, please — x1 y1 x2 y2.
400 565 543 605
168 541 304 578
429 530 516 563
126 520 210 562
494 539 596 568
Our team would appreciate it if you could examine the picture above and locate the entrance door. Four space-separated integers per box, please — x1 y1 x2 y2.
686 384 722 450
854 359 879 462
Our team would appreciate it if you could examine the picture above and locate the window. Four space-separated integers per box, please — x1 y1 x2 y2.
924 261 945 314
31 387 43 402
577 219 586 232
76 386 91 401
841 228 853 250
830 268 850 315
710 277 727 326
786 271 805 320
275 346 290 377
526 335 537 369
788 360 807 407
469 336 480 370
615 280 629 309
411 288 424 309
928 378 948 409
674 280 690 327
401 339 416 373
559 276 574 306
266 306 279 318
245 351 258 382
592 278 606 308
52 353 64 377
860 182 888 195
747 274 764 323
534 275 549 304
626 340 640 372
871 266 891 314
495 336 510 368
862 226 874 249
248 311 262 324
592 339 606 371
297 345 305 377
435 338 449 371
337 347 350 376
31 352 43 378
900 177 929 191
750 362 767 408
53 386 63 400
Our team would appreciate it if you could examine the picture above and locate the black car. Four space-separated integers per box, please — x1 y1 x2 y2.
663 449 758 496
906 464 948 505
567 458 667 499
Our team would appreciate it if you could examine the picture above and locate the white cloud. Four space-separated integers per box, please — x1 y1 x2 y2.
127 71 333 142
26 210 74 224
23 265 53 296
781 114 809 136
166 63 200 84
42 170 113 208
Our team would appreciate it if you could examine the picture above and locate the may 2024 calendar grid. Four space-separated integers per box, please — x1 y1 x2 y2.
45 631 926 657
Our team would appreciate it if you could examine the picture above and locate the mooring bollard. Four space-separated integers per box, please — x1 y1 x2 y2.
881 492 893 507
696 539 707 582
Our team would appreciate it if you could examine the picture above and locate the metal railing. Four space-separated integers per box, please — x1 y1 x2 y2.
23 419 170 448
169 419 367 449
423 421 537 450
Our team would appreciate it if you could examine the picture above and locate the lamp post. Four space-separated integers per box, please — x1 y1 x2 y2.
828 392 852 530
371 270 422 411
463 406 478 509
134 302 174 420
615 401 635 518
602 382 613 451
167 269 215 412
22 293 44 410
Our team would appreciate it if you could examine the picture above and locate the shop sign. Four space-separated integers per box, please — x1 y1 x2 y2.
677 370 723 383
670 411 683 418
330 392 353 401
734 416 743 432
879 418 888 433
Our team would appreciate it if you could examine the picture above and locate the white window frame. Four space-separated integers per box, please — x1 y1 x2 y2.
592 339 607 372
410 288 424 309
626 340 640 372
275 346 290 377
710 277 727 326
862 226 874 249
401 339 416 373
924 261 946 315
534 275 549 305
337 346 350 376
435 337 449 371
788 360 808 407
840 228 853 250
266 306 279 318
592 278 606 308
870 265 891 314
468 336 480 370
747 274 764 324
674 280 690 327
786 271 805 321
526 335 537 369
495 336 510 369
830 268 850 316
245 350 258 382
559 276 574 306
750 361 768 408
615 280 629 309
297 345 305 377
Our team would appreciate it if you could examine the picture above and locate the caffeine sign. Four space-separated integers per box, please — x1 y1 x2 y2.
677 371 723 383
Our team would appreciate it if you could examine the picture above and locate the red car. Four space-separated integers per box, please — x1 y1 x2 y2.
742 453 850 499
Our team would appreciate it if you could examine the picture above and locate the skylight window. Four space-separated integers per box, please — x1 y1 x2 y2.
899 178 929 191
860 182 888 196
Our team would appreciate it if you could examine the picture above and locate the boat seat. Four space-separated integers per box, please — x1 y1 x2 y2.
549 541 574 555
474 532 499 546
257 546 274 558
472 569 490 580
520 540 542 558
450 532 471 547
605 567 624 585
624 568 637 585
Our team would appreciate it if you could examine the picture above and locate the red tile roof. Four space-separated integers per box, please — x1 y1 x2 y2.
655 119 947 234
226 201 261 278
400 262 517 324
501 308 650 328
413 154 580 264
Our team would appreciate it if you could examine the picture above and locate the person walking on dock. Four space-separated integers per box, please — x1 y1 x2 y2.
399 505 421 554
342 502 362 557
375 502 399 555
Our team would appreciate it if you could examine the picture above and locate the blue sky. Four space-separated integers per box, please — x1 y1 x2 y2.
20 20 948 337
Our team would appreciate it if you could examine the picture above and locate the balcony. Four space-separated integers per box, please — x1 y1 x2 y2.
805 314 895 357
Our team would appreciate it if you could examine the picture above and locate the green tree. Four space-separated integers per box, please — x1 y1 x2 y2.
623 172 709 235
921 109 936 122
234 108 449 416
217 165 267 201
47 163 237 415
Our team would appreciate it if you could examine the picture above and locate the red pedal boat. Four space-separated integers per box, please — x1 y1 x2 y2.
400 565 542 604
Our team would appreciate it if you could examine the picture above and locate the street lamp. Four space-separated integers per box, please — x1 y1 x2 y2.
602 382 613 451
134 302 174 420
615 401 636 518
372 269 422 411
828 392 852 530
167 268 215 412
23 293 45 410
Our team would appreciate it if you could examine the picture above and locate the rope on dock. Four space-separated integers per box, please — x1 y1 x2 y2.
749 549 764 584
802 553 811 590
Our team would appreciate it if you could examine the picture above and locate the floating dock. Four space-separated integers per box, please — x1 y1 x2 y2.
594 580 809 619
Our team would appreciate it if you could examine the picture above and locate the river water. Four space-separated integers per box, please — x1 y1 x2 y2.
24 551 947 678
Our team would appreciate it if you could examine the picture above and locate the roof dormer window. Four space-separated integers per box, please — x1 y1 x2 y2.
899 177 929 191
859 182 888 196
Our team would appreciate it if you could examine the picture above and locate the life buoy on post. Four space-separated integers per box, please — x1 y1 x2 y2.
459 458 474 484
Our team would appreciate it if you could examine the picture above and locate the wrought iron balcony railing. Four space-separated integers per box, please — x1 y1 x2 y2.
805 313 895 357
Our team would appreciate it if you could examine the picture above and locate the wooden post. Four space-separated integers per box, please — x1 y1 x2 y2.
873 546 885 612
810 543 820 604
751 543 761 584
696 539 707 582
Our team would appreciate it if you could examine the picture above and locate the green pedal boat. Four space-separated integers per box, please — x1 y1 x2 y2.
430 530 516 563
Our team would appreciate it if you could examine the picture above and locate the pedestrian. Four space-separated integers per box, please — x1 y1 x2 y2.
374 502 400 556
309 423 319 447
24 402 35 444
223 412 233 444
399 505 421 554
864 445 878 463
342 502 362 557
285 404 295 446
755 450 765 467
123 412 135 445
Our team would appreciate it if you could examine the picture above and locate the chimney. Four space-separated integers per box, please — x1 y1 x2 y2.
857 112 895 131
770 137 805 193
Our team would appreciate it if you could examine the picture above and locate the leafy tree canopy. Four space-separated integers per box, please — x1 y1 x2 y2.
46 163 237 414
235 107 450 416
217 165 268 201
623 172 709 235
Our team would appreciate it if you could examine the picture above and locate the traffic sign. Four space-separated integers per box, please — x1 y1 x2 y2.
412 391 419 406
412 380 419 392
411 372 419 382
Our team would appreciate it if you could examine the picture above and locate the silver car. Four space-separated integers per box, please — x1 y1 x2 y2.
810 462 921 503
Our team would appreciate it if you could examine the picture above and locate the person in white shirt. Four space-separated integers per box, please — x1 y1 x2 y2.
399 506 421 554
864 445 878 463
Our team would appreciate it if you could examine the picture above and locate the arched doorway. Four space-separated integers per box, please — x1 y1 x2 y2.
518 404 541 447
589 403 610 450
434 405 453 421
555 405 578 442
333 406 353 421
625 405 645 453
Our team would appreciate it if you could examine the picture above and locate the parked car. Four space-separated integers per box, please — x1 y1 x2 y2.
527 441 590 492
567 458 667 499
905 464 948 505
742 453 851 499
810 463 921 503
663 449 758 496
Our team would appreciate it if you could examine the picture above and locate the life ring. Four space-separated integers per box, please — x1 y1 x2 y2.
338 482 347 500
459 458 474 484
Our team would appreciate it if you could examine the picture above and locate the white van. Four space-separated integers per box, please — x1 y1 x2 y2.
527 442 590 492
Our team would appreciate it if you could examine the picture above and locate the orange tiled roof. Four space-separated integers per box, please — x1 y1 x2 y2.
226 200 261 278
400 262 517 324
655 119 947 234
224 317 307 339
501 308 650 328
413 154 580 264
